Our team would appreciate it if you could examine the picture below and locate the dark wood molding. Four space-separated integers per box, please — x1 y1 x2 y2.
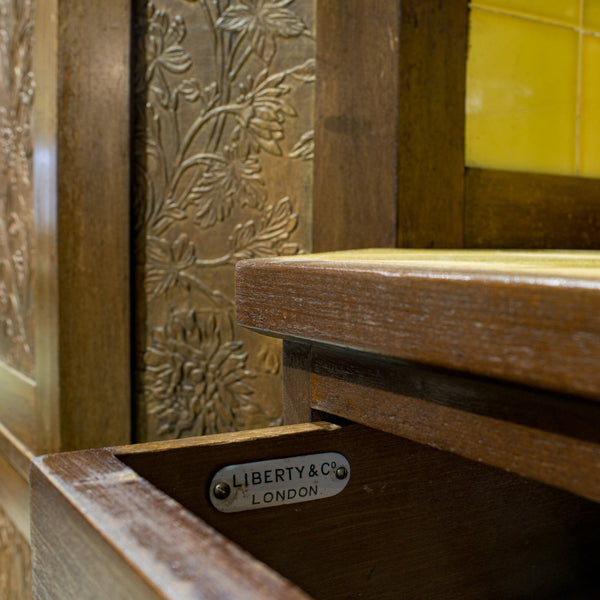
465 167 600 249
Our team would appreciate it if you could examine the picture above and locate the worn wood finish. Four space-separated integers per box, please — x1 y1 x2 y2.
31 444 313 600
313 0 467 251
236 250 600 399
38 424 598 599
465 168 600 249
310 347 600 503
33 0 131 453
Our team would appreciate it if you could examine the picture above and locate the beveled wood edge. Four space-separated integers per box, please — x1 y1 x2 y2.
31 446 313 600
236 249 600 277
235 253 600 399
0 450 30 541
0 419 34 481
113 422 338 457
0 362 36 453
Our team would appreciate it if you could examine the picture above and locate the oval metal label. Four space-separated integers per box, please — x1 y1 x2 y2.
209 452 350 513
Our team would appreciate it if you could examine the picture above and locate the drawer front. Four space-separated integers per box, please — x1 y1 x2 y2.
33 422 600 599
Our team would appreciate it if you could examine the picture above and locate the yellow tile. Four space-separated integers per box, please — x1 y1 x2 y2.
580 35 600 177
471 1 580 26
583 0 600 32
466 10 578 176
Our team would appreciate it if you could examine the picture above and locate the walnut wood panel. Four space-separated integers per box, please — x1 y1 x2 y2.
465 168 600 249
313 0 467 252
33 0 130 453
236 250 600 399
309 346 600 503
115 424 600 599
395 0 467 248
313 0 398 251
132 0 315 442
31 443 312 600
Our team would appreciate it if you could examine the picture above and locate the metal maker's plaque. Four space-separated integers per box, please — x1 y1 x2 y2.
209 453 351 513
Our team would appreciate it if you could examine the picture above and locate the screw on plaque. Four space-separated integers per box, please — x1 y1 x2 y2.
213 482 231 500
335 466 348 480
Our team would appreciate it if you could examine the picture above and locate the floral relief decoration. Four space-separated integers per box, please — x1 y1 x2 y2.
0 0 35 377
134 0 314 439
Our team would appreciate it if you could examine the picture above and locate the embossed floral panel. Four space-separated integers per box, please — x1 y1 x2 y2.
0 0 35 377
133 0 315 440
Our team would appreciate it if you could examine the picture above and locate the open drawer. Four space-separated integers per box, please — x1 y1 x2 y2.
32 420 600 599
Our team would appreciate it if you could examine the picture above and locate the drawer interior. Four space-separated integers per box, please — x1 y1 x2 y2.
117 422 600 599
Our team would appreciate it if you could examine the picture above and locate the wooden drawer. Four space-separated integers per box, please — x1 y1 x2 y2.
32 421 600 599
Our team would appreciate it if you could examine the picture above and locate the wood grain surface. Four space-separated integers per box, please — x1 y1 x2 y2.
395 0 467 248
313 0 398 251
314 0 467 251
283 341 312 424
31 443 311 600
465 168 600 249
236 250 600 399
117 424 600 599
33 0 131 454
310 346 600 503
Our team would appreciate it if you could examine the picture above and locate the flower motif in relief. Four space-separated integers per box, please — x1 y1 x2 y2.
216 0 308 63
145 309 257 437
233 70 297 155
146 233 196 298
190 144 266 228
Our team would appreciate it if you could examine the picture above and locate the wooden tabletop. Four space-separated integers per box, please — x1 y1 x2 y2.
236 250 600 400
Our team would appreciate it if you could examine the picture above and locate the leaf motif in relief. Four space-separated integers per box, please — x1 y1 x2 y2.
144 309 260 437
288 58 315 83
216 0 308 63
152 200 187 236
172 78 201 109
145 4 192 105
288 129 314 160
146 234 196 298
229 196 299 259
190 145 267 229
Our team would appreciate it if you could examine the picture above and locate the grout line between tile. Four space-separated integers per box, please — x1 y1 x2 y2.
471 4 600 37
575 0 584 175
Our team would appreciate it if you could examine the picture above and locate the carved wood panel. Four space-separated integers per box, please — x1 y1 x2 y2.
133 0 314 440
0 0 35 378
0 505 31 600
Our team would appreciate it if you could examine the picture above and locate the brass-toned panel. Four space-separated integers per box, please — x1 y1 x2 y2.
0 503 31 600
0 0 35 378
133 0 315 440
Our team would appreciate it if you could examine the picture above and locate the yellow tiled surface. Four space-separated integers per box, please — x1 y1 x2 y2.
466 9 578 175
583 0 600 32
471 1 580 26
467 1 600 178
580 35 600 177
